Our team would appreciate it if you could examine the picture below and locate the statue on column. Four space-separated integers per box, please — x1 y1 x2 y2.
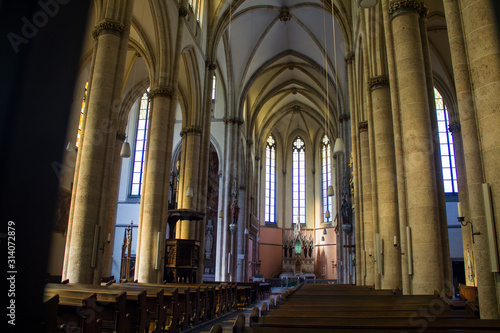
231 180 239 225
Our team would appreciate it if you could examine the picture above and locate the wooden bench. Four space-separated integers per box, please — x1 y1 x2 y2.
163 282 219 322
117 282 186 332
43 290 100 333
106 283 178 333
46 283 147 333
250 283 500 332
45 285 130 333
42 294 59 333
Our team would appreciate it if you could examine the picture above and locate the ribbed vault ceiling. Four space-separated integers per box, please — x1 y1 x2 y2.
216 0 350 146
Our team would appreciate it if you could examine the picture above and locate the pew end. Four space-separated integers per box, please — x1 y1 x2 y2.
250 306 260 326
233 313 245 333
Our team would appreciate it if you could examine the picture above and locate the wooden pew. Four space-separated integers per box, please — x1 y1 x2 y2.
251 283 500 332
233 282 259 304
44 290 101 333
162 283 218 322
112 282 184 332
106 283 177 333
45 286 129 333
46 283 146 333
42 294 59 333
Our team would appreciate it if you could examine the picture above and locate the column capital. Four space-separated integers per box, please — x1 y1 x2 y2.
180 125 203 137
388 1 428 19
345 51 355 64
148 86 173 99
223 117 243 125
359 121 368 133
116 132 126 142
179 6 189 17
205 60 217 71
92 20 125 39
449 122 461 133
368 75 390 91
339 114 351 122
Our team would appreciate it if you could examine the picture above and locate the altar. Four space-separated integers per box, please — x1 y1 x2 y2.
280 222 315 282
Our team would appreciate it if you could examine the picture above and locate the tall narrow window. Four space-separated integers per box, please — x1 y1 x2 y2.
434 88 458 193
189 0 203 24
130 89 151 196
321 135 332 222
292 136 306 224
76 82 88 148
265 135 276 223
212 73 217 101
195 0 202 23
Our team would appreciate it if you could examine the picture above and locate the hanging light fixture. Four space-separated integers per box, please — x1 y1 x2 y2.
333 137 345 156
325 210 330 219
186 186 194 198
357 0 379 8
120 140 131 158
327 185 334 196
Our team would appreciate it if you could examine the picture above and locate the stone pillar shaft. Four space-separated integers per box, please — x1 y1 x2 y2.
381 0 410 294
389 1 443 294
177 127 202 240
64 15 132 284
102 135 125 277
450 125 476 287
444 0 500 318
359 123 374 286
419 13 452 296
369 77 401 289
136 91 175 283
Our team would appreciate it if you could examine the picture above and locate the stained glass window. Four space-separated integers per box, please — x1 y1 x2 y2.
292 136 306 224
130 89 151 196
265 135 276 223
322 135 332 222
434 88 458 193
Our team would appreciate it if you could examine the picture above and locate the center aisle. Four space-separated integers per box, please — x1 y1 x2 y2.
189 287 286 333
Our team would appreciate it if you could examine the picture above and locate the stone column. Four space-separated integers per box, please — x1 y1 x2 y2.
63 13 133 284
218 117 242 281
369 76 401 289
381 0 410 294
449 122 476 287
102 133 125 277
346 52 363 286
135 87 175 283
359 122 375 286
419 12 452 297
196 61 218 283
177 125 202 240
389 1 443 294
444 0 499 318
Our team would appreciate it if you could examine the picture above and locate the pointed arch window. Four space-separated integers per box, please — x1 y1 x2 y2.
434 88 458 193
76 82 88 148
265 135 276 223
322 135 332 222
292 136 306 224
130 89 151 196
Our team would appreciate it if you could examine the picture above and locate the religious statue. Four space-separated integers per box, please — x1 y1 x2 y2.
231 199 239 224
